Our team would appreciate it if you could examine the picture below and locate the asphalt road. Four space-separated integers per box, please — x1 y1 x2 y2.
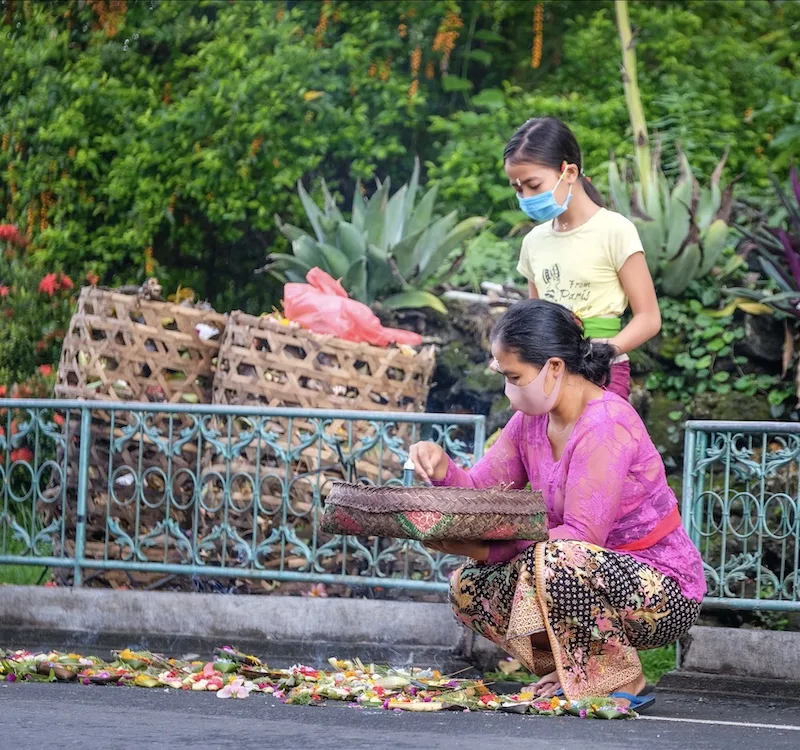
2 682 800 750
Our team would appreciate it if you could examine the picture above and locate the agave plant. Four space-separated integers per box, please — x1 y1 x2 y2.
263 159 487 312
729 166 800 318
608 143 735 297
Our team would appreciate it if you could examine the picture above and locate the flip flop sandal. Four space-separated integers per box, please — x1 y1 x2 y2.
610 691 656 713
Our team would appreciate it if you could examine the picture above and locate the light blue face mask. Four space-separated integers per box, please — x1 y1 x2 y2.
517 170 573 222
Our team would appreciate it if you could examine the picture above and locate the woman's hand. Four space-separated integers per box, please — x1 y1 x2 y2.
426 541 490 562
409 441 449 483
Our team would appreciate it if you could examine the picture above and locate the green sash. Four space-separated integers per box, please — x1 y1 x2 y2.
582 316 621 340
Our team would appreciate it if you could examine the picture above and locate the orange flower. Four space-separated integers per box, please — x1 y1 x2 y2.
39 273 59 296
54 413 65 427
86 271 100 286
39 364 53 377
10 447 34 463
59 273 74 290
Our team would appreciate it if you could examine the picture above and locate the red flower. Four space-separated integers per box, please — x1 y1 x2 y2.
86 271 99 286
0 224 23 244
59 273 74 290
39 273 59 296
0 285 8 297
10 447 34 463
0 385 6 398
39 364 53 377
53 413 65 427
35 340 47 352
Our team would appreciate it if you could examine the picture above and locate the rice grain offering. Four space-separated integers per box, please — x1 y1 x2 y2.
321 483 547 542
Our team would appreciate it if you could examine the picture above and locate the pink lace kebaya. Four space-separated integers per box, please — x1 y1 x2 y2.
435 391 706 602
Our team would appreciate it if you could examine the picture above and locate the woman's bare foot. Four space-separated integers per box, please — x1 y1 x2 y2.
610 672 647 706
531 670 561 697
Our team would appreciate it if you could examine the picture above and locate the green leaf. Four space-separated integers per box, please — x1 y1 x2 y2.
404 157 420 224
390 227 427 278
665 151 693 259
474 29 505 43
364 180 389 247
697 218 729 277
441 76 474 93
411 210 459 277
468 49 492 66
607 157 630 217
668 411 683 421
264 252 313 278
336 221 367 263
343 257 368 303
633 218 664 276
382 290 447 314
407 184 439 237
366 244 393 300
417 216 488 280
351 179 365 230
317 243 352 279
382 185 408 249
275 217 310 243
292 235 331 274
297 180 326 243
661 243 701 296
320 179 344 223
472 88 506 111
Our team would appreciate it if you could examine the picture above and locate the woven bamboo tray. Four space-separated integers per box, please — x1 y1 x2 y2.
321 483 548 542
51 286 228 551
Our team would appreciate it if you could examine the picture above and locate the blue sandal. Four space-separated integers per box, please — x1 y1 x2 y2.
610 691 656 713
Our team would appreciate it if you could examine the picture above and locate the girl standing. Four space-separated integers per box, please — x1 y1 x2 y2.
505 117 661 400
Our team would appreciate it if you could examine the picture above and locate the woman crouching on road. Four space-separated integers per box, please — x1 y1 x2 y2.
409 299 705 711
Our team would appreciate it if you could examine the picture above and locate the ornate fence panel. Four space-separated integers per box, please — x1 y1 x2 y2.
683 421 800 612
0 399 485 594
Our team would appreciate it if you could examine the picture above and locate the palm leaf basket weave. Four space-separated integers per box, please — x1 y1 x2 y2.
321 483 548 542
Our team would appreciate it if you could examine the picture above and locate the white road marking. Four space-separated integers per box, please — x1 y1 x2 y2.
640 716 800 731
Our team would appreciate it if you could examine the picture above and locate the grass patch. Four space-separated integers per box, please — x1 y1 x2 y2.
0 535 51 586
485 644 678 687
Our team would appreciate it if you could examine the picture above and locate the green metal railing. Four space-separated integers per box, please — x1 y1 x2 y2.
3 403 799 611
0 399 485 592
683 421 800 612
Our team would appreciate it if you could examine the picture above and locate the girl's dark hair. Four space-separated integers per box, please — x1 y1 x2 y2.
490 299 615 388
503 116 605 208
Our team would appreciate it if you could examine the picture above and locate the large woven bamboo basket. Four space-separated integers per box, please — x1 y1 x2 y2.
210 311 436 478
50 286 228 567
205 311 437 568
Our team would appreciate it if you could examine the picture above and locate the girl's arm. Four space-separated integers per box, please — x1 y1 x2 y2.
609 253 661 355
528 280 539 299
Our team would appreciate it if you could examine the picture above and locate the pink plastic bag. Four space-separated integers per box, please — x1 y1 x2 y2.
282 268 423 347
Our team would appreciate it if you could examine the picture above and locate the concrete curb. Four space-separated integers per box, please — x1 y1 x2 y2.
0 585 476 670
680 625 800 681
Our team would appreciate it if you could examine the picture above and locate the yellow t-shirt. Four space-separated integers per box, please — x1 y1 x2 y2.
516 208 644 319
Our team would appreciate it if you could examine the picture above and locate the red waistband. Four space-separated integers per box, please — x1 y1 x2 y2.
615 506 682 553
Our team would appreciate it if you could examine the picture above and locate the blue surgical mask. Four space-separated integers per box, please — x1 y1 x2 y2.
517 171 572 222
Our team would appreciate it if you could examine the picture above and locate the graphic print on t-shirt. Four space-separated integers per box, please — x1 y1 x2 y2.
540 263 592 307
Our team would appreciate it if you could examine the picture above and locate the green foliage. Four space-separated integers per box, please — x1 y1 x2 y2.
643 292 790 416
266 159 486 310
729 166 800 318
0 230 73 393
608 145 735 297
449 230 523 292
0 0 429 313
